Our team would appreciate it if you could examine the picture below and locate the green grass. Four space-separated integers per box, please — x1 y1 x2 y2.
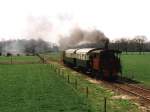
121 53 150 87
0 56 40 63
0 64 89 112
41 52 61 62
122 52 150 55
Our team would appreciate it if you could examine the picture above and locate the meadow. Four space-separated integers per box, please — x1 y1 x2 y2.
121 53 150 87
0 64 89 112
41 52 61 62
0 56 40 64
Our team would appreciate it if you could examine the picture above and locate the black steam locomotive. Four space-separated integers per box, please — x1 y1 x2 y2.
62 48 122 80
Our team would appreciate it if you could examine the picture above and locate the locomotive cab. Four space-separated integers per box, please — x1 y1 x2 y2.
90 50 122 80
100 50 121 80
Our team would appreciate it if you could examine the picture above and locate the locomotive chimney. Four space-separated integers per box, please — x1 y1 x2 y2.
104 39 109 49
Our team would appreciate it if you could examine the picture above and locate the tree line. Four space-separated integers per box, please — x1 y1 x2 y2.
0 35 149 56
0 39 58 56
109 36 150 54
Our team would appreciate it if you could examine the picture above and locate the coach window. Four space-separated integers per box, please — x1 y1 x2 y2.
86 55 88 60
84 55 86 60
85 55 87 60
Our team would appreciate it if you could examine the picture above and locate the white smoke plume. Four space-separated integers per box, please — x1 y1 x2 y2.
26 16 53 40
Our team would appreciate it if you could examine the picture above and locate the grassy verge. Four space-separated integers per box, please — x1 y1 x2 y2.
51 63 140 112
41 52 61 62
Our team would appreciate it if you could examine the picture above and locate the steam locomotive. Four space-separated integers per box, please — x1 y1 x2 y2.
62 48 122 80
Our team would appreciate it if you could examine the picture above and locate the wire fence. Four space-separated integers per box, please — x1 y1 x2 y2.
46 63 126 112
0 55 41 64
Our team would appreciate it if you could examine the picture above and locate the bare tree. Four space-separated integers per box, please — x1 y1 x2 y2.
133 35 147 54
119 38 128 54
114 39 121 51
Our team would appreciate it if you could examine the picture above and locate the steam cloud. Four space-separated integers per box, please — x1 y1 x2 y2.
59 28 109 50
26 16 53 40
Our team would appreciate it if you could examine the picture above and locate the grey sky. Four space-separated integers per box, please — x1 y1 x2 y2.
0 0 149 43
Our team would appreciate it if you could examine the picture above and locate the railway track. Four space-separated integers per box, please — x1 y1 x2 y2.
113 82 150 103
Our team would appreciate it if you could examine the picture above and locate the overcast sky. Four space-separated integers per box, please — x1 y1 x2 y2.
0 0 150 43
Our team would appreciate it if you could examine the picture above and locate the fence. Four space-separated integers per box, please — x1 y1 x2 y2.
46 63 123 112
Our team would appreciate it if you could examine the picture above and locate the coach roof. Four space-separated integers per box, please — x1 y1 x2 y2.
65 49 78 54
76 48 101 54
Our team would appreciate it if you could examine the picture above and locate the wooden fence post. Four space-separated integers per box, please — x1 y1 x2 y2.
104 97 107 112
11 56 12 64
58 69 60 75
75 79 77 89
67 75 70 83
86 87 89 98
59 69 61 75
62 71 65 78
61 70 64 77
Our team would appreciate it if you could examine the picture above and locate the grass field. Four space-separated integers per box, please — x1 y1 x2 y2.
0 56 40 63
41 52 61 62
0 64 90 112
121 53 150 87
